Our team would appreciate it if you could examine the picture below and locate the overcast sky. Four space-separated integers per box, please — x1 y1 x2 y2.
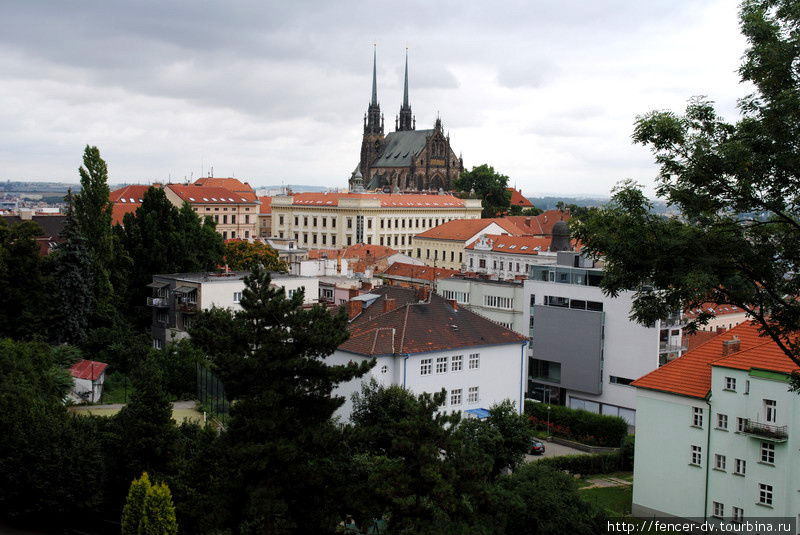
0 1 750 196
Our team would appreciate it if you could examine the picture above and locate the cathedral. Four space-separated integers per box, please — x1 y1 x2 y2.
349 49 463 193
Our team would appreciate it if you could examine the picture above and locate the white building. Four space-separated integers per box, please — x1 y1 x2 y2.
328 287 528 420
465 234 558 280
632 321 800 525
436 276 531 334
69 360 108 403
525 251 684 425
148 270 318 347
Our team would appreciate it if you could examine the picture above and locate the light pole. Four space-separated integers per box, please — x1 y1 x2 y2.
546 405 551 440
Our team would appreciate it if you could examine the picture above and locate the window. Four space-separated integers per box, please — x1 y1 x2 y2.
725 377 736 391
532 359 561 383
420 358 432 375
152 338 163 349
222 231 227 239
609 376 634 386
467 386 479 404
245 230 249 238
322 217 327 227
451 355 463 371
347 218 352 229
758 483 773 506
484 295 513 309
690 445 702 466
381 365 388 374
717 413 728 430
312 217 317 227
450 388 462 406
692 407 704 427
231 214 236 224
231 231 236 239
734 458 746 475
436 356 448 374
764 399 777 423
736 417 746 432
331 217 336 228
441 290 469 304
479 259 486 268
732 507 743 523
712 502 724 519
760 442 775 464
468 353 480 369
714 454 726 471
287 289 296 298
279 215 284 225
294 216 299 226
303 216 308 226
233 292 242 303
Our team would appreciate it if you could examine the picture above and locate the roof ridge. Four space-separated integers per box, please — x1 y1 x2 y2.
398 303 412 354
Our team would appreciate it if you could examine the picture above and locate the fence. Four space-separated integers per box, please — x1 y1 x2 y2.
196 363 229 417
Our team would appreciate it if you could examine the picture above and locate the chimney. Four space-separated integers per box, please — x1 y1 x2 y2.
722 336 740 357
152 182 163 188
447 299 458 310
417 286 430 302
524 217 532 227
383 297 397 313
361 281 373 292
348 287 359 299
346 299 363 320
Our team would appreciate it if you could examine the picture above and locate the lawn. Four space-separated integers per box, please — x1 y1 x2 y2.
579 485 632 516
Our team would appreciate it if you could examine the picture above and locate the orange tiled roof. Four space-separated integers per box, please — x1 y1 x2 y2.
465 234 551 255
308 243 399 262
194 177 257 200
109 185 151 225
415 218 530 242
507 188 534 208
632 321 798 399
167 184 258 204
380 262 459 281
502 210 570 236
685 329 724 352
259 196 272 214
290 192 467 208
684 303 747 320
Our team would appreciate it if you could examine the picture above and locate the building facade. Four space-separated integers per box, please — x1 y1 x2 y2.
258 196 272 238
465 234 557 280
164 184 259 240
270 193 481 257
632 322 800 525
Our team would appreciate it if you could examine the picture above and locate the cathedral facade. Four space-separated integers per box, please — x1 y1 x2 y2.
350 49 463 193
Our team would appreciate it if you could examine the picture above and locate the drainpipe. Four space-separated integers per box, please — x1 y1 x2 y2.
519 340 529 413
703 395 712 521
402 354 410 388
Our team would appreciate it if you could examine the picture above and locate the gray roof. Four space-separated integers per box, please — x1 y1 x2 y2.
371 129 432 168
2 215 66 238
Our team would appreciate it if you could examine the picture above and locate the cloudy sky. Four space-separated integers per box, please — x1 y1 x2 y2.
0 1 750 196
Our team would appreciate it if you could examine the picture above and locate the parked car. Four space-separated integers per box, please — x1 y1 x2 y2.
529 439 545 455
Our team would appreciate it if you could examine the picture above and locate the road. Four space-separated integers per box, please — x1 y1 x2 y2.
525 437 590 462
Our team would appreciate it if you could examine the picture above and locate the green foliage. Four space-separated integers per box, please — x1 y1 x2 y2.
0 218 53 340
73 145 115 327
510 206 543 216
454 164 511 218
141 482 178 535
538 452 625 475
121 472 151 535
52 191 93 344
483 400 535 477
525 401 628 447
151 339 206 399
223 239 286 272
572 0 800 369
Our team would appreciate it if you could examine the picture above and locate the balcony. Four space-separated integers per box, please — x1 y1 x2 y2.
659 342 688 354
742 419 788 442
147 297 169 307
177 301 198 313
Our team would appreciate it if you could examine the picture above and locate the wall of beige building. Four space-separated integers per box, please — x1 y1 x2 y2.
163 188 259 240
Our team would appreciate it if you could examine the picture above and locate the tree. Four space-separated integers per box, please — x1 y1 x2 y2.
510 206 543 216
223 239 286 272
483 401 534 478
52 190 93 345
189 265 372 533
141 482 178 535
121 473 151 535
572 0 800 371
455 164 511 218
73 145 115 326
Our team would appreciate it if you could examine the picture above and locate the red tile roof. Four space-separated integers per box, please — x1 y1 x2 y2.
194 177 257 201
502 210 570 236
109 185 152 225
415 218 530 242
380 262 459 281
259 196 272 214
683 303 748 320
290 192 467 208
167 184 258 204
507 188 534 208
69 360 108 381
465 234 551 255
685 329 724 352
308 243 398 261
340 292 527 356
632 321 798 399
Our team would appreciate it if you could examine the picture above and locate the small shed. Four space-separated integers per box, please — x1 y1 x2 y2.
69 360 108 403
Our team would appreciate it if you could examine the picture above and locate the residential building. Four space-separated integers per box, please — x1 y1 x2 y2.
147 270 317 347
465 234 558 280
264 237 308 266
685 303 751 332
110 184 150 225
526 251 684 425
412 217 530 270
318 277 379 306
270 192 481 256
380 262 459 290
506 187 534 210
193 177 257 202
69 359 108 403
164 184 259 240
350 49 462 192
631 321 800 524
436 276 531 337
1 212 66 254
329 287 528 419
258 196 272 238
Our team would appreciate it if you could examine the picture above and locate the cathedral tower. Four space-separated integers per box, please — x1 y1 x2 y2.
358 45 385 185
396 49 414 132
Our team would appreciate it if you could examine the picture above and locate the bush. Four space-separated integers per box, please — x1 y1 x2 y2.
538 452 623 475
525 401 628 447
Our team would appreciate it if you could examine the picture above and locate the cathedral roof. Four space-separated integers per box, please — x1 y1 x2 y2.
371 129 434 168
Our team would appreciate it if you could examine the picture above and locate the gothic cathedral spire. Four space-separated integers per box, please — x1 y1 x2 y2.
365 45 382 135
397 48 414 131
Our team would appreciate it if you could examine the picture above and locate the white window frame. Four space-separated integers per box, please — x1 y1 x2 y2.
468 353 480 370
764 399 777 423
690 445 702 466
736 417 746 432
450 388 462 406
233 291 242 303
420 358 432 376
732 506 743 524
714 454 726 471
717 413 728 430
467 386 479 404
758 483 773 506
760 442 775 464
692 407 704 427
451 355 463 372
734 458 746 475
436 356 448 374
712 501 724 519
725 376 737 391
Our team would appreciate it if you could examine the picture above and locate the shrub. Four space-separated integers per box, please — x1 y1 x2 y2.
538 452 623 475
525 401 628 447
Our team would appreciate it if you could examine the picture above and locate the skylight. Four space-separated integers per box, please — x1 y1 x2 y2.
497 244 505 248
202 198 209 201
520 246 528 250
189 197 195 202
509 245 517 249
228 198 234 202
129 198 135 203
120 198 127 203
211 197 218 202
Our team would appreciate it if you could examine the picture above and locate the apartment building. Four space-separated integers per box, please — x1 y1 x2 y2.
258 196 272 238
164 184 259 240
147 270 317 347
465 234 557 280
270 192 482 256
412 218 530 270
632 322 800 525
436 276 531 334
329 287 528 420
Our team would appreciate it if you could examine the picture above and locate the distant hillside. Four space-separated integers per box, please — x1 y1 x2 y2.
527 196 675 215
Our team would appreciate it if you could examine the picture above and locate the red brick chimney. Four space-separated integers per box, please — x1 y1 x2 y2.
722 337 740 357
346 299 363 320
417 286 430 302
348 287 359 299
361 281 373 292
383 297 397 313
447 299 458 310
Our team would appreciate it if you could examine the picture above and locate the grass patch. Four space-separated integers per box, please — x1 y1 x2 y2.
70 405 203 424
579 486 632 516
99 372 134 404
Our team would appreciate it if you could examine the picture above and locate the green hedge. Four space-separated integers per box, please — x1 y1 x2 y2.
538 436 635 475
525 401 629 447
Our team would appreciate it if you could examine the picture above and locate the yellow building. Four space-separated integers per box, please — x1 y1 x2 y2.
270 192 482 256
164 184 259 240
412 218 530 270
